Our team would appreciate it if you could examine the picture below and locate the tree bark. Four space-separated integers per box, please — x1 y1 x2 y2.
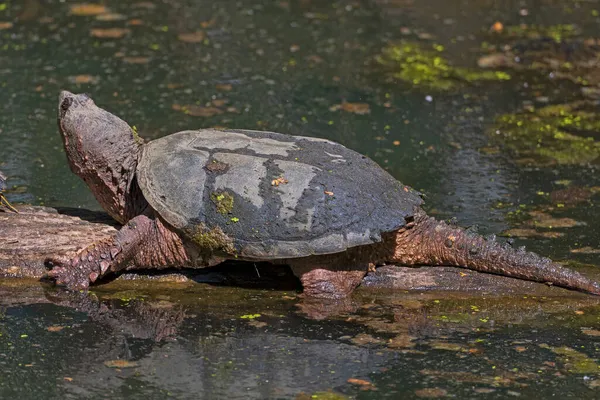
0 206 593 296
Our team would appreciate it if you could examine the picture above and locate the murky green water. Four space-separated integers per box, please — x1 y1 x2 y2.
1 0 600 398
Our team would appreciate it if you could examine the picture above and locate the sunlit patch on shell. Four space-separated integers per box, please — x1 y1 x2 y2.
273 160 320 230
188 129 298 156
213 152 267 209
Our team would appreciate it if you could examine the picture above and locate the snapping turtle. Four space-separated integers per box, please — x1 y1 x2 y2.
0 171 18 213
46 91 600 298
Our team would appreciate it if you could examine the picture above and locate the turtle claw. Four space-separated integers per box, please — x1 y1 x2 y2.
44 256 94 291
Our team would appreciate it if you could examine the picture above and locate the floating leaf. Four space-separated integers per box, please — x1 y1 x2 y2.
69 4 108 16
415 388 448 398
104 360 138 368
46 326 65 332
90 28 130 39
177 31 206 43
0 22 13 30
68 75 99 84
122 56 150 64
216 84 232 91
502 228 564 239
570 246 600 254
173 104 223 117
581 329 600 336
96 13 126 21
347 378 373 387
330 101 371 115
212 99 227 107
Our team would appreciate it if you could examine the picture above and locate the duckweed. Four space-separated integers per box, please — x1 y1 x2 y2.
376 42 510 90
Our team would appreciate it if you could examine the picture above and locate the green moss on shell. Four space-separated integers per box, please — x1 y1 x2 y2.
210 191 234 215
376 41 511 90
491 102 600 165
131 126 144 145
190 224 235 255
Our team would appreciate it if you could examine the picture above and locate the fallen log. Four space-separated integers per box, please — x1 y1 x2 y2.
0 205 596 296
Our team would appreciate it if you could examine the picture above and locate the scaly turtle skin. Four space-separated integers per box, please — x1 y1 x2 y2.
46 92 600 298
0 171 18 213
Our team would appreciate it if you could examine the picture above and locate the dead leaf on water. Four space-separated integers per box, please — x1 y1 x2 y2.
96 13 126 21
347 378 374 387
127 19 144 26
68 75 99 84
132 2 156 9
122 56 150 64
570 246 600 254
91 28 130 39
216 84 233 91
581 328 600 337
178 31 206 43
173 104 223 117
415 388 448 398
502 228 564 239
212 99 228 107
0 22 13 30
104 360 139 368
528 211 578 229
330 101 371 115
200 19 216 28
387 334 415 349
46 325 65 332
477 53 514 68
429 341 464 352
550 186 592 205
351 333 385 346
248 320 267 328
69 4 108 16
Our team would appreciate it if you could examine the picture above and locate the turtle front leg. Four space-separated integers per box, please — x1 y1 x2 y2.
45 214 189 290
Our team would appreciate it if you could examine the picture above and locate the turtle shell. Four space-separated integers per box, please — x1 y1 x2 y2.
136 129 423 259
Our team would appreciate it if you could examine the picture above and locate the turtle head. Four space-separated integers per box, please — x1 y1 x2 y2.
58 91 145 223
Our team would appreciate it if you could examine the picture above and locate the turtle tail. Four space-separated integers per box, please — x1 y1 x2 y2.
390 209 600 295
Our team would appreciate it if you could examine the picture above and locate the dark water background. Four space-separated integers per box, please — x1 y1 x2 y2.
0 0 599 398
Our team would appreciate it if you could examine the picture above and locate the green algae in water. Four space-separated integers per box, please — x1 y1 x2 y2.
376 41 510 90
500 24 579 43
539 344 600 374
491 103 600 165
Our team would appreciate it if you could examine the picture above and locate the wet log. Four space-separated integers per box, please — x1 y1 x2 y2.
0 206 593 296
0 206 118 278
